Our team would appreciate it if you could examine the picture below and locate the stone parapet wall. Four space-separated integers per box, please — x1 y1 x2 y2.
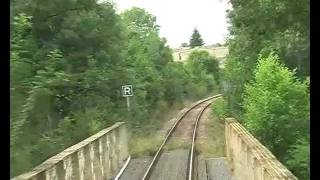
225 118 298 180
12 122 129 180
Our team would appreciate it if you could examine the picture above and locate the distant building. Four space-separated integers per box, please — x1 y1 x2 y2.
172 45 229 68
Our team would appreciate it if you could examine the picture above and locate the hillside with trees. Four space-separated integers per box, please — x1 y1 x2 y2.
223 0 310 179
10 1 221 177
10 0 310 179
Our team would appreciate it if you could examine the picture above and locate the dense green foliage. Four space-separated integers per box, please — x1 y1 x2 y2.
223 0 309 179
185 50 220 97
189 28 204 48
224 0 309 115
211 98 228 122
286 137 310 179
242 54 309 179
11 1 127 176
10 2 220 177
186 50 220 83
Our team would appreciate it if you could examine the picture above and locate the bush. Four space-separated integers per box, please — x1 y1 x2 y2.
242 52 309 178
212 98 228 121
129 135 163 157
286 137 310 180
10 4 223 177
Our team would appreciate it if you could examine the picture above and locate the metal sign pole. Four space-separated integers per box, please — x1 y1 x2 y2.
122 85 132 112
126 96 130 111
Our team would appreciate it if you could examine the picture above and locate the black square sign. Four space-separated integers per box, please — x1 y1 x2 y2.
122 85 133 97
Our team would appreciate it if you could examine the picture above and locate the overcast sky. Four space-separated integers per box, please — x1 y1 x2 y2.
112 0 232 48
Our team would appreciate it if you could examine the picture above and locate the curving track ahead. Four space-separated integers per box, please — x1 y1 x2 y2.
140 94 222 180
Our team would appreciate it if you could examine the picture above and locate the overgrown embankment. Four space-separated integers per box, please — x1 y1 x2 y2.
10 2 221 177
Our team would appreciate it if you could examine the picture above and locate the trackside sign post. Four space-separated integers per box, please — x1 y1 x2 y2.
122 85 133 111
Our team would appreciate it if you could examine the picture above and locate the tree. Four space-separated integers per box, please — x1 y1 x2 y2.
186 50 220 84
185 50 220 96
161 62 189 102
242 53 309 179
121 7 159 38
10 1 126 176
286 137 310 180
223 1 310 177
10 13 36 176
181 42 188 47
10 3 218 177
224 0 309 116
189 28 204 48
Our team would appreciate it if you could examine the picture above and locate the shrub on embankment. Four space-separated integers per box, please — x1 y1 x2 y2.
10 2 221 177
223 0 309 178
242 53 310 179
211 98 228 122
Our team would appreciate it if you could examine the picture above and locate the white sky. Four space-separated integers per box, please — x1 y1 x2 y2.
112 0 232 48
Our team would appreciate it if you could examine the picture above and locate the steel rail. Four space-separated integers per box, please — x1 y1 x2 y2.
141 94 221 180
114 155 131 180
187 98 219 180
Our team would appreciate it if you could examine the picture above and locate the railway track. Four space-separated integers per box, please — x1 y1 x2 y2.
139 94 222 180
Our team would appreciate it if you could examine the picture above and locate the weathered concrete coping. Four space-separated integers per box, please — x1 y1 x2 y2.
12 122 126 180
225 118 298 179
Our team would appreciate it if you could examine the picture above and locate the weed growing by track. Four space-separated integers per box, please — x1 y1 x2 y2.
128 100 190 157
165 138 190 150
196 103 226 158
129 136 163 157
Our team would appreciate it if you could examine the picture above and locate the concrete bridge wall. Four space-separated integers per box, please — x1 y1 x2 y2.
225 118 298 180
12 122 129 180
